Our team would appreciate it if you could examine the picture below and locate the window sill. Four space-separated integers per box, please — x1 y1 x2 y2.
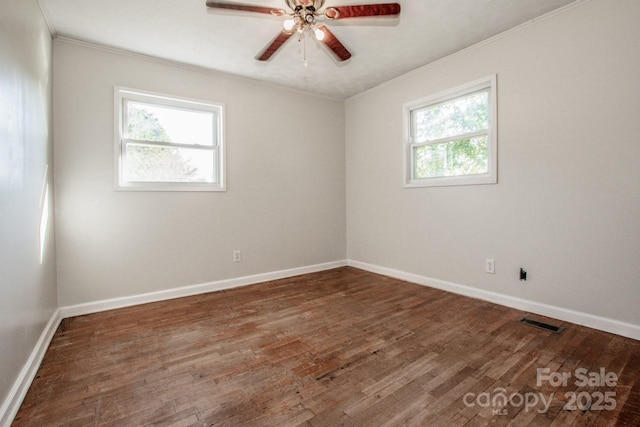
115 182 226 192
404 174 496 188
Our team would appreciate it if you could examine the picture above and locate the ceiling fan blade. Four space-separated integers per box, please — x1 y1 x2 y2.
317 25 351 61
257 30 294 61
206 0 286 16
324 3 400 19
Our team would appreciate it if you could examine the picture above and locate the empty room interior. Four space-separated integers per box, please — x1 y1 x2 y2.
1 0 640 425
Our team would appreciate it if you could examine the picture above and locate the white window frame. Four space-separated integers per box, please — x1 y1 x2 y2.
403 75 497 188
114 86 225 192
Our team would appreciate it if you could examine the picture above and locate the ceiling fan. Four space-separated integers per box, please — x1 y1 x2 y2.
205 0 401 62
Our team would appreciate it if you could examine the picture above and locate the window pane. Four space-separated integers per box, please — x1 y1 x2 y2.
414 136 488 179
413 90 488 142
125 143 216 183
126 101 215 146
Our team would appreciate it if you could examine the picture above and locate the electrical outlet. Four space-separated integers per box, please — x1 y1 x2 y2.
485 258 495 274
233 250 241 263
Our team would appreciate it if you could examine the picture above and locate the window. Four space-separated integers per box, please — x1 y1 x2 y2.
403 75 497 187
114 87 225 191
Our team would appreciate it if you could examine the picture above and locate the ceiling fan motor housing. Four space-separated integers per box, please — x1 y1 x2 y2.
287 0 325 10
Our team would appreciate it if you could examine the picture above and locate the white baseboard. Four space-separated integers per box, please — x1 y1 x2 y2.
60 260 348 318
347 259 640 341
0 308 62 427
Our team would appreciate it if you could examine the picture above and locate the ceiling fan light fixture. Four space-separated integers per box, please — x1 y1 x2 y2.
314 27 325 41
283 18 296 31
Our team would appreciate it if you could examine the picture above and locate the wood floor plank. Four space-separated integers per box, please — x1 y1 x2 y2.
12 267 640 426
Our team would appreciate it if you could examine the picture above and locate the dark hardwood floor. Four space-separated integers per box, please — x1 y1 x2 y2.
13 267 640 426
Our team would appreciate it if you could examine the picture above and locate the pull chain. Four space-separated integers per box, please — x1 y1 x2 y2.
303 33 308 67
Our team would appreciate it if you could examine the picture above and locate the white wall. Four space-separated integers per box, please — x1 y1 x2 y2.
0 0 57 411
346 0 640 326
53 41 346 306
2 0 637 421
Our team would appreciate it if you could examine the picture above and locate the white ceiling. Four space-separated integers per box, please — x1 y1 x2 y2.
39 0 576 99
